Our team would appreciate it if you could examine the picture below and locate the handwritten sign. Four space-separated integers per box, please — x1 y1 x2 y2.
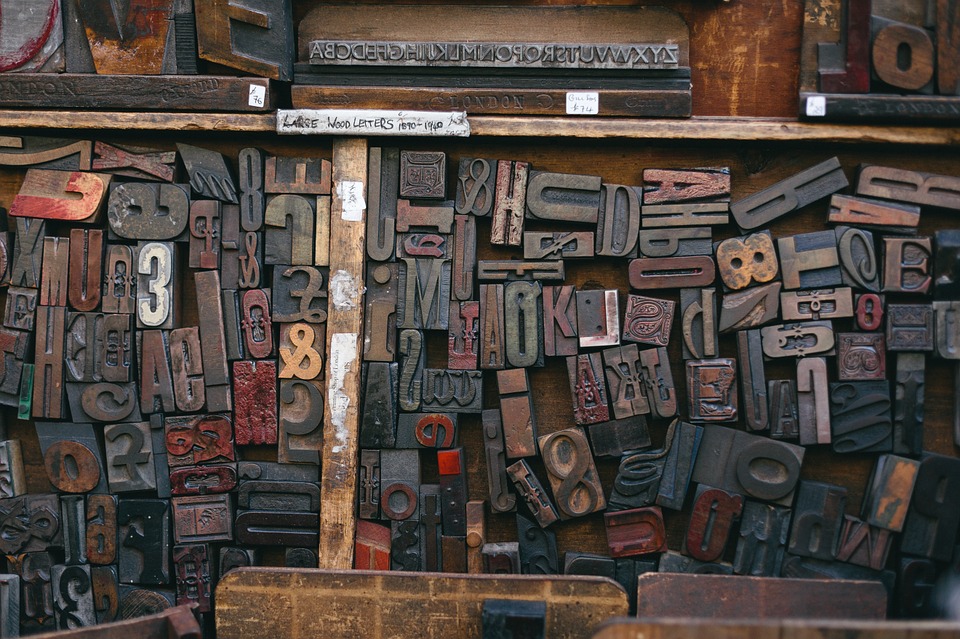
566 92 600 115
276 109 471 137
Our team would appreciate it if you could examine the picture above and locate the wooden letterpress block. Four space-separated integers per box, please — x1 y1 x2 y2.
901 454 960 562
656 420 703 511
481 410 516 513
391 519 422 571
395 413 458 449
360 362 398 448
136 241 177 329
264 195 314 265
506 460 559 527
116 586 176 619
39 236 69 307
894 352 925 456
188 200 221 271
638 226 712 258
455 158 496 217
172 494 232 543
857 165 960 211
11 216 44 289
596 184 641 257
733 502 790 577
566 353 610 425
4 287 38 332
220 548 257 575
778 231 842 290
66 381 141 424
525 171 601 224
761 321 835 358
366 147 399 261
17 551 54 631
60 495 86 566
104 423 157 493
169 465 238 496
102 244 136 314
278 379 323 464
781 288 854 322
395 199 455 234
659 551 733 575
400 151 446 199
437 448 467 536
602 345 650 419
52 564 95 629
898 557 938 618
830 381 892 453
0 328 29 407
643 351 685 425
448 301 480 370
797 357 831 446
883 237 932 295
835 515 892 571
731 158 847 230
684 486 743 562
934 230 960 299
481 542 521 574
816 0 870 92
0 231 8 288
861 455 920 532
0 495 63 557
768 380 799 441
33 305 65 419
737 330 768 432
278 323 323 380
397 330 424 412
107 183 189 240
233 360 278 446
718 282 781 333
358 450 381 520
715 231 778 291
686 358 738 423
92 142 175 182
239 289 273 359
466 500 486 574
380 449 421 521
273 265 327 324
605 507 667 557
643 168 730 204
421 369 483 413
610 446 666 512
363 263 398 363
483 599 546 637
692 426 804 506
236 231 263 289
835 226 880 291
237 461 318 484
149 415 171 499
886 303 933 351
542 285 577 357
355 520 391 570
421 485 443 571
17 363 33 420
169 327 206 413
100 313 132 383
11 170 109 224
524 231 594 260
452 214 476 300
680 288 717 359
855 293 884 332
622 294 673 347
118 499 170 585
194 0 292 79
628 256 715 289
836 332 886 380
264 157 331 195
829 194 920 230
173 544 212 612
36 422 109 494
67 229 102 312
139 330 175 414
177 143 238 203
165 414 236 467
476 259 565 282
220 204 242 288
539 427 606 520
64 311 103 383
0 440 26 498
504 281 543 367
588 416 651 458
788 481 847 561
517 510 558 574
641 201 730 227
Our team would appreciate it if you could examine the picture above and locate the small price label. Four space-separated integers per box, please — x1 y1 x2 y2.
566 92 600 115
248 84 266 108
336 180 366 221
806 95 827 117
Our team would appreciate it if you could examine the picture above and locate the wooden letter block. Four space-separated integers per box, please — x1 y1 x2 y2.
0 232 9 288
104 423 157 493
829 194 920 230
33 305 65 420
438 448 468 536
0 440 26 498
610 446 667 512
136 241 177 329
857 165 960 211
64 311 102 384
279 323 323 380
883 237 932 294
603 345 650 419
355 520 391 570
85 494 117 566
39 236 69 307
171 494 233 543
169 465 238 496
638 226 712 258
836 516 892 571
422 369 483 413
836 332 885 380
278 379 324 464
396 199 454 234
397 254 451 331
11 216 44 288
894 352 925 456
4 287 38 332
477 260 565 282
360 362 398 448
240 289 274 359
686 358 738 423
517 510 558 575
737 330 768 432
935 230 960 299
797 357 831 446
466 500 486 574
604 507 667 557
628 256 715 290
400 151 446 199
830 381 892 453
455 157 496 217
178 144 238 203
622 294 673 347
396 413 458 450
364 263 398 362
655 420 703 511
380 449 421 522
11 169 109 223
886 303 933 351
781 288 853 322
481 542 520 574
718 282 781 333
567 353 610 425
173 544 212 613
102 244 136 314
264 195 314 265
817 0 870 92
0 328 29 407
68 229 102 312
165 414 236 467
733 502 790 577
169 327 206 413
769 380 800 441
524 231 594 260
506 460 559 527
139 330 175 414
195 0 292 80
0 495 63 555
482 410 516 513
778 231 842 290
588 416 651 458
448 301 479 370
643 168 730 204
93 142 174 182
118 499 170 585
542 285 578 357
397 329 424 412
731 158 848 230
539 427 606 520
641 202 730 228
901 454 960 562
452 214 476 300
577 289 620 349
18 551 54 631
685 485 743 562
107 183 189 240
60 495 86 566
715 231 778 291
681 288 717 359
862 454 919 532
596 184 640 257
366 147 398 261
188 200 221 270
788 481 847 561
504 281 543 367
264 157 331 195
358 450 381 520
233 360 278 445
855 293 884 332
836 226 880 291
497 369 538 458
525 171 600 224
52 564 95 629
761 321 835 358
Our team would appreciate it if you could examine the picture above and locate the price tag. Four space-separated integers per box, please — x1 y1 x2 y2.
566 92 600 115
806 95 827 117
336 181 366 221
248 84 266 108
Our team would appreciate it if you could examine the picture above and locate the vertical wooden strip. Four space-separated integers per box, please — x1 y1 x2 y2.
319 138 368 569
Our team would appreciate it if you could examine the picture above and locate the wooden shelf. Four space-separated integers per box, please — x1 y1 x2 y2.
0 110 957 145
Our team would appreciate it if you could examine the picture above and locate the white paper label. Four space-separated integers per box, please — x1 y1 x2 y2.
336 180 365 221
566 92 600 115
329 269 361 311
328 332 359 451
276 109 471 137
806 95 827 117
248 84 266 108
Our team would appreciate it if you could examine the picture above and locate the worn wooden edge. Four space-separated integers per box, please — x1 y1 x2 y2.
31 604 201 639
0 112 954 144
592 617 960 639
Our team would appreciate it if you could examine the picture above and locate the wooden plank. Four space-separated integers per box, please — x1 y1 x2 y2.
633 573 887 620
318 138 366 570
216 569 627 639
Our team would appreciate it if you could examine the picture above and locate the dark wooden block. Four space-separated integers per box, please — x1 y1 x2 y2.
169 326 206 413
684 485 743 562
680 288 717 360
760 321 835 358
836 332 886 380
16 551 55 632
797 357 831 446
188 200 221 270
715 231 779 291
363 262 398 362
455 158 496 217
901 454 960 562
894 352 925 456
359 450 381 520
0 328 29 407
628 256 715 289
397 254 450 331
52 564 95 629
588 416 651 458
400 151 446 199
638 347 678 419
173 543 212 612
769 379 800 441
566 352 610 425
118 499 170 585
524 231 594 260
278 378 324 464
481 542 521 574
365 147 399 260
482 410 516 514
898 557 938 618
380 449 421 522
883 236 932 295
830 381 893 453
596 183 640 258
857 165 960 211
836 226 880 292
517 510 558 575
778 230 843 290
658 550 733 575
936 302 960 359
149 415 171 499
718 282 781 333
934 229 960 299
642 201 728 228
107 183 189 240
686 358 738 423
448 301 480 370
233 360 278 445
452 214 477 301
539 427 606 520
781 288 853 322
396 198 454 235
506 460 559 528
482 598 546 638
496 369 536 458
504 280 544 367
602 345 650 420
787 481 847 561
104 422 157 494
604 506 667 557
489 161 524 243
622 294 673 347
64 311 103 384
11 216 45 289
220 547 257 576
829 194 920 230
165 413 236 468
438 448 468 536
67 228 102 312
525 170 601 224
264 194 314 265
360 362 398 448
477 259 565 282
542 285 578 357
886 303 933 351
396 413 458 449
733 501 791 577
59 494 86 566
391 519 422 571
737 330 768 432
0 287 35 332
36 421 108 494
273 265 328 325
422 369 483 413
836 515 892 571
609 447 666 512
0 440 26 498
171 494 233 543
102 244 136 314
139 330 175 414
638 226 712 258
66 381 141 424
731 157 847 230
170 464 238 496
178 143 238 203
655 420 702 512
90 565 118 624
397 329 424 412
32 305 66 420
